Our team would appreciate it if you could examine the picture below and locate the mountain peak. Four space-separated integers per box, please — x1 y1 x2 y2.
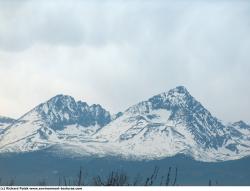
33 94 111 129
232 121 250 129
48 94 75 103
168 86 190 96
148 86 192 108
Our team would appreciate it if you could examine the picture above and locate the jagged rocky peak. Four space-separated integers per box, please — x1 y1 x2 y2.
169 85 190 95
149 86 194 108
40 94 78 114
36 94 78 125
48 94 76 107
77 101 89 111
232 121 250 129
126 86 194 114
0 116 15 124
90 104 110 119
89 104 111 127
35 94 111 129
157 86 191 99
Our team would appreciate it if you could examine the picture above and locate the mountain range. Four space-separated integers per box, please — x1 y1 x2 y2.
0 86 250 162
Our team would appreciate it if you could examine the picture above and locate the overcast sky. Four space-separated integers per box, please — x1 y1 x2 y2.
0 0 249 123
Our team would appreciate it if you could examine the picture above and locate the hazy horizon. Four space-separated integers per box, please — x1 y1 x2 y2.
0 0 250 124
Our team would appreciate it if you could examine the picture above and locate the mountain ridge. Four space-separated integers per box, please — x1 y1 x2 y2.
0 86 249 162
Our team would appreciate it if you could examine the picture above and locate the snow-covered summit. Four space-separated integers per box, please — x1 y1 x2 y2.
126 86 190 114
36 94 111 129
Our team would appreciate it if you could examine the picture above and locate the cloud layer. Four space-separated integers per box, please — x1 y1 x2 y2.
0 0 250 123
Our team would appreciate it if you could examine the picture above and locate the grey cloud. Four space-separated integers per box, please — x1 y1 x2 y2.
0 0 249 124
0 0 205 50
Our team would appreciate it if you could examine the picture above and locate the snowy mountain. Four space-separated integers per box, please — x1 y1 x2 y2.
94 86 250 161
0 116 15 132
0 86 250 162
0 95 111 152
